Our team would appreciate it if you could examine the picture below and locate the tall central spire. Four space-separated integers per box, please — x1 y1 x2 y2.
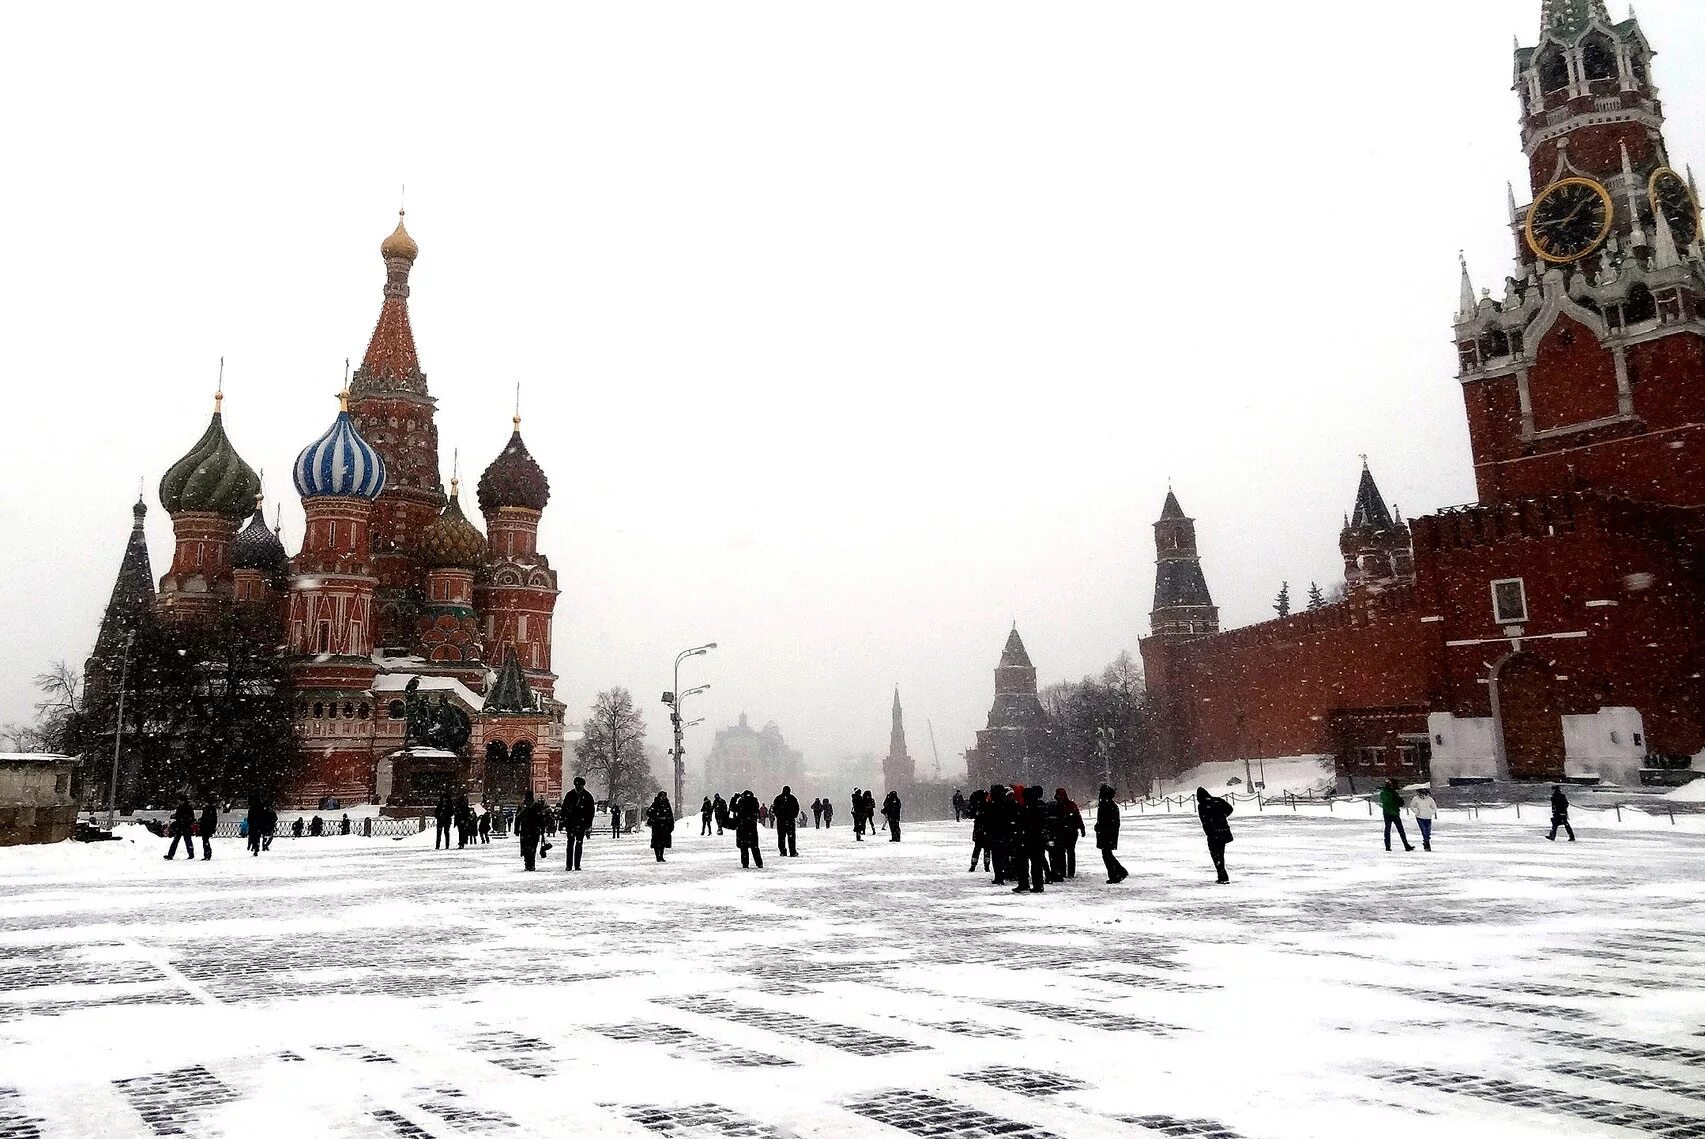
352 210 425 397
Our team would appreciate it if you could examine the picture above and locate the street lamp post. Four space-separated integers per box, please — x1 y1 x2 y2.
1096 726 1115 792
105 630 136 832
666 643 716 817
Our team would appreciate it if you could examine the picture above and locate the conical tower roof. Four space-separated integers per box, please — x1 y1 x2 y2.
1349 461 1395 529
1000 627 1033 669
95 497 155 653
1160 490 1187 520
1541 0 1611 43
483 647 536 713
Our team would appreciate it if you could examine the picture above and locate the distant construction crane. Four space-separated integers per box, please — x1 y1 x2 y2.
927 719 942 781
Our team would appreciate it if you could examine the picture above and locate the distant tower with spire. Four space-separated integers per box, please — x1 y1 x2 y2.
884 687 915 789
84 496 156 711
1339 459 1414 594
1149 490 1219 639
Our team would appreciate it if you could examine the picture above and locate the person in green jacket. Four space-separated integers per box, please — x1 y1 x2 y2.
1379 780 1415 852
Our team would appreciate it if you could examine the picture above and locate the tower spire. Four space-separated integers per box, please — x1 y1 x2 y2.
1621 143 1649 251
1458 252 1477 320
1650 189 1682 269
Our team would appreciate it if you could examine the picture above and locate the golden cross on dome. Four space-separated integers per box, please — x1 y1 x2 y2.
214 356 225 413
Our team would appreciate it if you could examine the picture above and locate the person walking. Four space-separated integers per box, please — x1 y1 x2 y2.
647 792 675 862
610 802 623 840
1411 786 1438 851
712 793 728 835
1379 780 1415 852
341 813 353 837
246 798 265 857
735 790 764 868
952 789 965 823
1053 788 1084 880
1094 784 1128 884
811 798 823 829
1196 787 1234 884
821 798 833 828
701 797 714 836
773 786 801 857
477 806 490 844
517 790 547 871
851 788 865 841
434 793 453 850
1547 785 1576 842
198 798 219 861
862 789 878 838
261 804 277 850
966 789 991 872
561 777 596 870
164 797 197 860
1012 786 1048 893
882 790 902 842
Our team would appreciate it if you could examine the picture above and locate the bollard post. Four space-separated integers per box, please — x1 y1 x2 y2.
1669 807 1675 825
1367 799 1372 816
363 817 373 838
1615 805 1622 822
1257 795 1263 812
1516 802 1521 818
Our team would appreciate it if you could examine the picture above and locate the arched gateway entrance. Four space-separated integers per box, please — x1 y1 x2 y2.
1492 652 1566 781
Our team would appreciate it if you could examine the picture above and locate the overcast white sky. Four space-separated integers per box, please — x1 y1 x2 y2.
2 1 1700 777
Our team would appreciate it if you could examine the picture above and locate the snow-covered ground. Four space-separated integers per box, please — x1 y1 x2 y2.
2 812 1703 1138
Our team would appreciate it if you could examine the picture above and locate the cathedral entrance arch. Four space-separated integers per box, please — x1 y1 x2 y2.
1491 652 1565 781
484 740 532 805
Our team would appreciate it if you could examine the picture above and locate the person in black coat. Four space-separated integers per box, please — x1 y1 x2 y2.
434 793 453 850
882 791 902 842
560 777 596 870
246 797 266 857
851 788 866 840
1547 785 1576 842
951 789 965 822
986 784 1013 885
1052 788 1085 880
700 797 714 836
735 790 764 868
1094 784 1127 884
966 789 990 873
646 792 675 862
1196 786 1233 884
165 798 197 861
1012 786 1048 893
773 786 801 857
712 793 728 835
198 799 219 861
821 798 833 828
517 790 547 871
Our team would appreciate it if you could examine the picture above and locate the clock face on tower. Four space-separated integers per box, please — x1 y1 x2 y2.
1649 167 1701 249
1525 177 1614 264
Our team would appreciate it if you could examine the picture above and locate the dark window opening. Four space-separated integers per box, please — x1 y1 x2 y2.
1538 48 1570 94
1624 283 1657 325
1582 36 1617 82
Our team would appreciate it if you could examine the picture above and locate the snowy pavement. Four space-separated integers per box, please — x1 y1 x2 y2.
1 813 1703 1139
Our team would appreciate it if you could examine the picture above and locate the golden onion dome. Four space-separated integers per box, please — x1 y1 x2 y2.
380 210 419 262
418 481 485 569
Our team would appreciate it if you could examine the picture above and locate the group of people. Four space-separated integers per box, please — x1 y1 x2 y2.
963 783 1236 889
432 793 497 849
162 797 220 861
1374 779 1576 850
850 788 902 842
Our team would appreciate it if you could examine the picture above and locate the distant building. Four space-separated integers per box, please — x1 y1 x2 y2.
0 754 81 846
703 714 804 793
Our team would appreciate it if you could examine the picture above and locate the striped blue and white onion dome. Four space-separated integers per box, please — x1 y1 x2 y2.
293 392 386 500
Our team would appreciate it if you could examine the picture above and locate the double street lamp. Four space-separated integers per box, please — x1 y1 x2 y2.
664 643 716 816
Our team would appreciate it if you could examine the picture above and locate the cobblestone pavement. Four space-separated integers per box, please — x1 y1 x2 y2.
0 812 1702 1138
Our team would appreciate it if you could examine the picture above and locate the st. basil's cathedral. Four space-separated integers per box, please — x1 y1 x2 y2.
91 213 564 809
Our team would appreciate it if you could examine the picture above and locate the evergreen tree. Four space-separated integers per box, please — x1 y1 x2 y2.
1274 581 1291 619
1307 581 1326 610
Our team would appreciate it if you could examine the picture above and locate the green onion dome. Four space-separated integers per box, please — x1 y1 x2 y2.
158 394 261 517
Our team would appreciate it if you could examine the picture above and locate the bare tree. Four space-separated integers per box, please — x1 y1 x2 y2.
574 687 656 806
